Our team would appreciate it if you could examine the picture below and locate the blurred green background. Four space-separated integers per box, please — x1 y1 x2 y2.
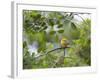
23 10 91 69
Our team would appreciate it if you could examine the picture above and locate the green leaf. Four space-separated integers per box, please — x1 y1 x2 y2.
71 22 77 29
32 52 35 57
47 43 54 49
23 41 27 48
57 24 63 28
38 43 46 53
34 27 40 31
41 22 46 26
56 20 60 24
42 26 48 31
36 14 41 18
48 19 54 27
49 30 56 35
37 47 42 53
69 13 74 19
58 29 64 33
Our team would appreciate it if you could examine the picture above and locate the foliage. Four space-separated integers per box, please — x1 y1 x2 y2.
23 10 91 69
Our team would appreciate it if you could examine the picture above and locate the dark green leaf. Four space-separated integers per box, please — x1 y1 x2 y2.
57 24 63 28
42 26 48 31
37 14 41 18
71 22 77 29
58 29 64 33
41 22 46 26
23 41 27 48
37 47 42 53
48 19 54 27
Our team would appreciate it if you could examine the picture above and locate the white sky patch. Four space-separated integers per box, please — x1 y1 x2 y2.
74 13 91 22
28 41 38 55
45 25 51 33
53 25 59 31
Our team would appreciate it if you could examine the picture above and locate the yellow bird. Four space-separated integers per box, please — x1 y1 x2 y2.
60 37 69 56
61 37 68 48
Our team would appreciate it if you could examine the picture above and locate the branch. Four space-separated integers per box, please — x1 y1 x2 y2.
47 47 70 54
34 47 70 59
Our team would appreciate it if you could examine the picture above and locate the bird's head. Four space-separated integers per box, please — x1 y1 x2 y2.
61 37 67 41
